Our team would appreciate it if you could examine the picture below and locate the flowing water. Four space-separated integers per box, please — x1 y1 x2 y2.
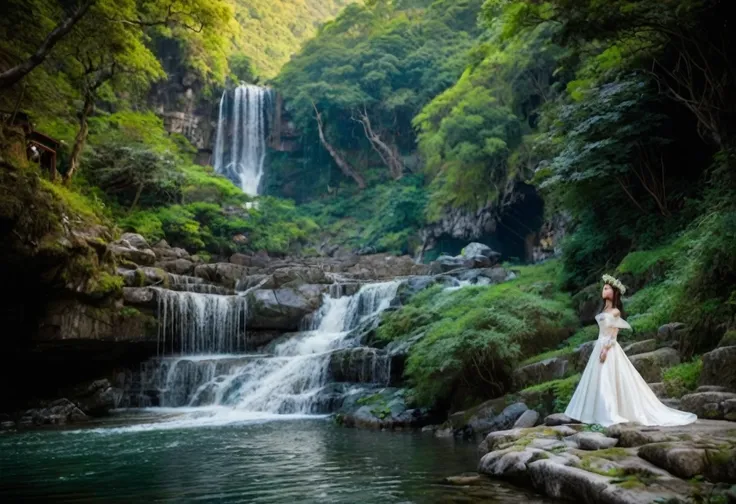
213 84 272 195
133 282 398 413
0 415 553 503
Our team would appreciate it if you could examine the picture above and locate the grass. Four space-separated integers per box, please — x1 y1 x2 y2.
521 374 581 413
662 358 702 398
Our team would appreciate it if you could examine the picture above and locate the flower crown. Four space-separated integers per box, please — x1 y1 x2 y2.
602 274 627 295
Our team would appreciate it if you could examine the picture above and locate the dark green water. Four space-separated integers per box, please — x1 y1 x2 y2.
0 411 550 503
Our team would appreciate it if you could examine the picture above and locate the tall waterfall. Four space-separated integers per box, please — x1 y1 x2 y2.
134 281 400 413
213 84 272 195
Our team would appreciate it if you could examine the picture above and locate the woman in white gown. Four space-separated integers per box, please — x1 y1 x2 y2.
565 275 697 427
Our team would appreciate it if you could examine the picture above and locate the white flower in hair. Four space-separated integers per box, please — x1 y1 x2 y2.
602 274 627 295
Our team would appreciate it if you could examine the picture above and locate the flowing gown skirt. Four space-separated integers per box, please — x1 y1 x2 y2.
565 339 697 427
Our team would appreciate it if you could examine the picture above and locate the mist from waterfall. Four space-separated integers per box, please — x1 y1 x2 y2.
213 84 272 195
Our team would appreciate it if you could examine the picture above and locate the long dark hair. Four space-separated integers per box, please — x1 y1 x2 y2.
600 283 626 318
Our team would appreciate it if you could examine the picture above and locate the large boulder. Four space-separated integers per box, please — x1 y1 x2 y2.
247 285 325 330
638 443 708 479
469 402 528 437
119 267 168 287
461 242 497 259
194 263 249 289
680 391 736 420
622 339 657 356
574 341 597 371
628 347 680 382
657 322 687 343
21 399 87 426
512 357 570 390
156 258 195 275
110 241 156 266
513 409 540 428
66 379 119 416
123 287 155 306
120 232 150 250
700 346 736 391
271 267 330 288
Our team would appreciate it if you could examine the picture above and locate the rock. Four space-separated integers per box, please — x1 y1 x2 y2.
119 267 168 287
25 398 87 425
194 263 249 289
152 244 191 261
513 357 570 390
66 379 118 415
648 382 667 398
450 396 508 430
470 402 528 436
229 253 253 266
462 242 496 259
271 267 330 288
157 258 195 275
680 391 736 420
717 331 736 348
110 242 156 266
571 284 602 326
628 347 680 382
513 410 540 428
696 385 729 393
467 255 493 268
700 346 736 391
478 447 547 484
123 287 155 305
657 322 686 343
120 232 150 250
569 432 619 450
478 428 526 457
638 443 707 479
236 274 276 291
622 339 657 356
544 413 580 426
574 341 596 371
247 286 324 330
430 255 472 273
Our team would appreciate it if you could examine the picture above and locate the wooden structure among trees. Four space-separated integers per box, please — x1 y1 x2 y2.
2 110 61 178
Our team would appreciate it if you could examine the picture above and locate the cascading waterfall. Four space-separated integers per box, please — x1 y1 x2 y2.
155 288 248 355
213 84 273 195
136 281 400 413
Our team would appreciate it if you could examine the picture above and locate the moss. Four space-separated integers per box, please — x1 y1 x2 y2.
520 373 581 413
590 447 628 460
94 272 123 296
662 358 702 398
134 268 146 287
718 330 736 347
120 306 141 318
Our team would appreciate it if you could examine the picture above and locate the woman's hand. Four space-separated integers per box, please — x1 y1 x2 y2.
599 348 608 363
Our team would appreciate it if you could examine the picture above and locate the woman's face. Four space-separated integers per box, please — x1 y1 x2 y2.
602 284 614 300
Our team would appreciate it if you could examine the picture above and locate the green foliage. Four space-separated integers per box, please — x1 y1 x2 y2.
379 261 576 408
662 358 702 398
301 175 427 254
521 373 581 413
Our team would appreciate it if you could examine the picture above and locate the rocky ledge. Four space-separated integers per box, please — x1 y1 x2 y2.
474 415 736 504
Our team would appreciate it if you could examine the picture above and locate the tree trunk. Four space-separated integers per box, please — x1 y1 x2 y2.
353 108 403 180
0 0 96 89
65 95 94 183
129 182 144 212
312 102 366 189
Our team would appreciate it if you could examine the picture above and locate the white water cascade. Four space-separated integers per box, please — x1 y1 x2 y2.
213 84 273 195
134 281 400 414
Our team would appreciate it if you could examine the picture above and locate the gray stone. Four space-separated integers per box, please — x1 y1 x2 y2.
680 391 736 420
120 233 150 250
229 253 253 266
544 413 580 426
657 322 686 343
247 286 324 331
638 443 707 479
157 258 194 275
328 347 391 384
66 379 118 415
628 347 680 382
513 410 540 428
25 398 88 425
271 267 330 288
194 263 249 289
700 346 736 391
123 287 154 305
478 447 546 484
470 402 528 436
462 242 496 259
478 428 525 456
110 242 156 266
648 382 667 398
513 357 569 390
622 339 657 356
569 432 619 450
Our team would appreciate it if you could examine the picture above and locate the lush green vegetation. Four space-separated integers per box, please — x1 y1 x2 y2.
377 261 577 409
662 358 702 398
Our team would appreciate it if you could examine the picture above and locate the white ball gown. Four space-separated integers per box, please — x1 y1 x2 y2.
565 311 697 427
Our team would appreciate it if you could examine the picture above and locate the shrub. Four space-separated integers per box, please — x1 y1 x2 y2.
662 358 702 398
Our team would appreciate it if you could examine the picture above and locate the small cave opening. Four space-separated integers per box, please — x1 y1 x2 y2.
425 183 545 264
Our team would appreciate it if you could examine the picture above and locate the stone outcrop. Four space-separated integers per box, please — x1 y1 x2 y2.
700 345 736 391
512 358 570 390
247 285 325 330
681 391 736 420
628 347 680 382
476 418 736 504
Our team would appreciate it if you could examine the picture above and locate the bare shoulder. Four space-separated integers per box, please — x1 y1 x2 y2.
611 308 621 317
